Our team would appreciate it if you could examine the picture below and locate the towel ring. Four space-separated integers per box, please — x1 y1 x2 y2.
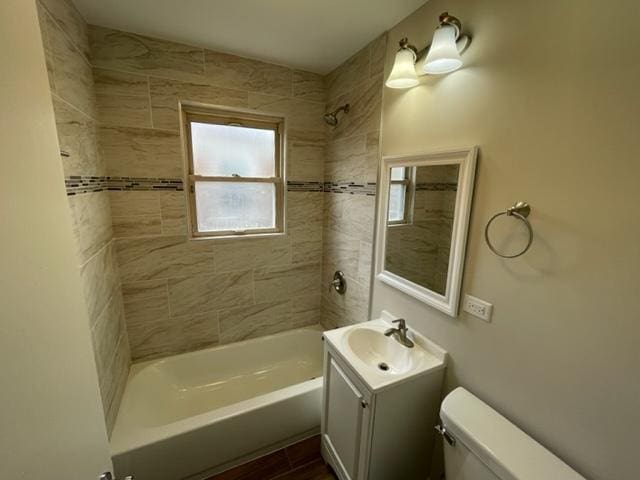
484 201 532 258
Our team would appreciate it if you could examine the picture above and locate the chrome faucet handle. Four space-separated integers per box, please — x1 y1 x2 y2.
392 319 407 330
385 319 406 337
328 271 347 295
386 319 414 348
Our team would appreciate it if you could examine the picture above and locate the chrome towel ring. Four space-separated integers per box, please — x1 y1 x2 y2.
484 201 533 258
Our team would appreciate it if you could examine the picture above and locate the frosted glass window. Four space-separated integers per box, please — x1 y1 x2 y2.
390 167 406 181
195 182 275 232
388 184 407 222
191 122 275 177
184 108 283 237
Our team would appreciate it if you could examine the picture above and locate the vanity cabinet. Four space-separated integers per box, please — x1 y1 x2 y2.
321 317 447 480
323 357 372 479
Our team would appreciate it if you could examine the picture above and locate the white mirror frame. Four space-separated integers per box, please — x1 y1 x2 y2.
374 146 477 317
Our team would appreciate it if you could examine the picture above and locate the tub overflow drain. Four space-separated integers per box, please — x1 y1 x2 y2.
378 362 389 371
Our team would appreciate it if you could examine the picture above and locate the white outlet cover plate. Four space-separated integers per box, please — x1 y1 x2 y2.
463 294 493 322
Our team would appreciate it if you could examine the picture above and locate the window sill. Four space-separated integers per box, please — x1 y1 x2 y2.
188 231 287 242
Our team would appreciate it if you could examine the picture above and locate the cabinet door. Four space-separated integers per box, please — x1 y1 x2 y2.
324 357 367 480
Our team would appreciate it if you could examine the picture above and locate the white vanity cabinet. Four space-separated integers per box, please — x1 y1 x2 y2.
323 355 372 479
321 316 447 480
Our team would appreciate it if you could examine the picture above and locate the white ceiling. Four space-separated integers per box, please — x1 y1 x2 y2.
72 0 427 74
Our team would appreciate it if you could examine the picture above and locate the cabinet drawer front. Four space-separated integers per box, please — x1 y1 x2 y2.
325 357 365 479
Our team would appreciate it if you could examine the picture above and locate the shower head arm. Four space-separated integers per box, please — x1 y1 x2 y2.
334 104 350 115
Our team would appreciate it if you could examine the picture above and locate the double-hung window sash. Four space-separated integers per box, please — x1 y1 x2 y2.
184 109 284 238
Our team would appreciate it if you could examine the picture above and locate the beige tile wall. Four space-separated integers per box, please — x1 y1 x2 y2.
321 34 387 328
36 0 130 436
38 3 387 419
89 26 326 360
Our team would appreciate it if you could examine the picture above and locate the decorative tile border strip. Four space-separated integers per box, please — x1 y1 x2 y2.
415 182 458 192
323 181 377 196
65 177 379 196
107 177 184 192
286 181 324 192
65 176 184 195
64 176 109 195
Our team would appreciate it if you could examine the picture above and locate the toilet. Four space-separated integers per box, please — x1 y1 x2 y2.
439 388 585 480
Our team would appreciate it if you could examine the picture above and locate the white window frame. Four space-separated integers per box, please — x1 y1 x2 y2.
181 105 285 239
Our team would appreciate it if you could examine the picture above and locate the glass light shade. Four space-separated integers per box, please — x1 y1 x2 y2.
423 24 463 74
385 48 419 89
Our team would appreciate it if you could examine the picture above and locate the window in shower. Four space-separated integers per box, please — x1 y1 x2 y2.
183 106 284 238
388 166 414 225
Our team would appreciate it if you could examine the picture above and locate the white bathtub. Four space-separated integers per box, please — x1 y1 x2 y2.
111 326 324 480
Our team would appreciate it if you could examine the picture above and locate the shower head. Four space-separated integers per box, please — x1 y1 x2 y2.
323 104 350 126
323 112 338 126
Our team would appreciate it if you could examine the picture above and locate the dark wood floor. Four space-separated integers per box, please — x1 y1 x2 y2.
205 435 337 480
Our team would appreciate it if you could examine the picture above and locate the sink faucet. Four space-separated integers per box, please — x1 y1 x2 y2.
384 319 414 348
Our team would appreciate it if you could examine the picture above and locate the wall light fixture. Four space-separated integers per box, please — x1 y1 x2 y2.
385 12 471 89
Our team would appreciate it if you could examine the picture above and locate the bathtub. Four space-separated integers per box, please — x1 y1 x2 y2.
110 326 324 480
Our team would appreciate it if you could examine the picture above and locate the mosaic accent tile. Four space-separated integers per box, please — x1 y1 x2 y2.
65 176 184 195
106 177 184 192
415 182 458 191
287 181 324 192
323 181 377 196
65 176 109 195
65 178 378 196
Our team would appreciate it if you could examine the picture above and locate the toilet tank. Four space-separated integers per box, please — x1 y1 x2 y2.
440 388 585 480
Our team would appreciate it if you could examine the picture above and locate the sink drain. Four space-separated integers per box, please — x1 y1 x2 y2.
378 362 389 371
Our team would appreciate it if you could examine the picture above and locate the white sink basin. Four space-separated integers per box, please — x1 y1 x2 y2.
345 327 426 375
323 312 447 391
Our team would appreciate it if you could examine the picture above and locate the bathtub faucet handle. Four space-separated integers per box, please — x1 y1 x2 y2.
328 271 347 295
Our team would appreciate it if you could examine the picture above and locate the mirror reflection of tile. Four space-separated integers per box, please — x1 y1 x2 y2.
385 164 460 295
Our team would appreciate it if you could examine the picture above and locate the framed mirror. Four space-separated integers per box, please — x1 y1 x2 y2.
374 147 477 316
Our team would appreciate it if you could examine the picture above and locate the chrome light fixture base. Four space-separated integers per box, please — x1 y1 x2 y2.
438 11 462 37
440 11 471 56
398 37 418 57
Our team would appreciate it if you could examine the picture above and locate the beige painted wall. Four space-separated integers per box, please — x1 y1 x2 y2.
0 0 112 477
372 1 640 479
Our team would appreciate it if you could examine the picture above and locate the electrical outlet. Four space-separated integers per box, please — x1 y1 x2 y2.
463 294 493 322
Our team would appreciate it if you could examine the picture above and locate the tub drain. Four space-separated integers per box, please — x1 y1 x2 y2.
378 362 390 371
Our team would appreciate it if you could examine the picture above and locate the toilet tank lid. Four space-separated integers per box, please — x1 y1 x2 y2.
440 387 585 480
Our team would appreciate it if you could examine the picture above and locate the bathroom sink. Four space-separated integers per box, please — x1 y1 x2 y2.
345 327 425 374
323 312 447 391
